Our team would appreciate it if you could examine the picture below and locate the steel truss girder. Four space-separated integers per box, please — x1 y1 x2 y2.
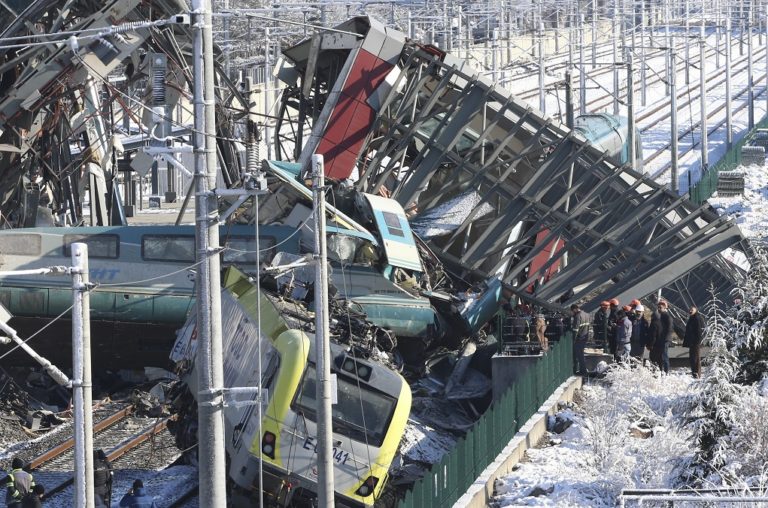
353 46 749 311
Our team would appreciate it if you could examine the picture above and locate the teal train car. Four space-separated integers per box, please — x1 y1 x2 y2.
573 113 644 171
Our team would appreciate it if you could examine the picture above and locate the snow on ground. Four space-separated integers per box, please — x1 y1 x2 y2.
709 163 768 240
494 367 696 507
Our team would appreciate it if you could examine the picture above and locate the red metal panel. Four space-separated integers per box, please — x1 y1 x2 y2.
527 229 563 293
318 48 395 180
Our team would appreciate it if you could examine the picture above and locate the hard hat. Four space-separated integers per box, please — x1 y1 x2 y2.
622 305 632 312
600 301 610 307
609 298 620 306
635 304 645 312
630 299 641 307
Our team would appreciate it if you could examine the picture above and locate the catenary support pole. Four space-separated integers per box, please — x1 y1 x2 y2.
591 0 597 69
765 6 768 119
566 69 575 129
626 47 636 171
700 23 708 176
72 243 94 508
726 17 733 149
312 154 335 507
748 4 755 129
685 0 690 85
670 48 679 193
538 23 545 112
579 14 586 114
192 0 227 506
666 0 672 95
641 0 647 107
613 5 620 114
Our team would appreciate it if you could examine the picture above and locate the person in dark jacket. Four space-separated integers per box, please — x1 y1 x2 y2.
649 300 672 373
593 301 611 353
607 298 620 356
93 449 113 507
119 479 156 508
683 305 706 378
21 484 44 508
629 304 649 360
571 304 591 375
5 457 34 508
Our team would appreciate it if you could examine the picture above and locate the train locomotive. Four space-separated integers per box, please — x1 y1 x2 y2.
170 267 412 507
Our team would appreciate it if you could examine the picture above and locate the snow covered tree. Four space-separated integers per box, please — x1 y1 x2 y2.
680 288 741 483
731 248 768 384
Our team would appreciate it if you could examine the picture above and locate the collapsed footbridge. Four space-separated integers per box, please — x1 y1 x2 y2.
277 17 750 313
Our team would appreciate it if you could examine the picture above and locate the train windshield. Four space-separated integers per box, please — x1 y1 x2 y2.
293 366 396 447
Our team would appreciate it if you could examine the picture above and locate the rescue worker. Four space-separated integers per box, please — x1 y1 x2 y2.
119 479 156 508
570 304 591 375
93 448 113 507
5 457 34 508
593 301 611 353
607 298 620 357
629 304 649 359
534 314 548 352
615 308 632 362
683 305 706 378
650 300 672 373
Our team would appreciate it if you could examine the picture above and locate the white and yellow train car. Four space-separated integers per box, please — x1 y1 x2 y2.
172 267 411 507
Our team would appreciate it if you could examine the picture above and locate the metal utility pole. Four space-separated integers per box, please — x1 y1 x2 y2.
670 48 679 193
640 0 647 107
493 28 500 85
579 14 586 115
726 17 733 148
748 10 754 129
71 243 94 508
626 48 636 170
565 69 575 129
538 23 545 113
613 5 620 114
699 23 709 175
685 1 690 84
666 0 672 95
716 0 721 68
264 28 273 160
591 0 597 69
766 5 768 119
192 0 227 507
312 154 335 507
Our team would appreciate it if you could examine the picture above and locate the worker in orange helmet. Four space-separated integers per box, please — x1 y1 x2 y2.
630 299 641 308
593 301 611 353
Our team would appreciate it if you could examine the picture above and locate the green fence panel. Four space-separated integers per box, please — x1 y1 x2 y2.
397 334 574 507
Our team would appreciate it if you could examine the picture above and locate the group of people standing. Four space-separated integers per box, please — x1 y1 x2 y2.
571 297 706 378
5 450 155 507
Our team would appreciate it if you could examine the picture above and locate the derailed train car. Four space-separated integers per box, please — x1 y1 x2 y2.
170 267 412 507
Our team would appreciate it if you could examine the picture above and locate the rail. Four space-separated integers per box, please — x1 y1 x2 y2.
619 487 768 507
398 333 574 508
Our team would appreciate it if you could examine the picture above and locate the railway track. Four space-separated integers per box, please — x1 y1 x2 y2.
6 401 173 503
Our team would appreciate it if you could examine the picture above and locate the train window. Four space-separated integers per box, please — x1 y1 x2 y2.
222 237 276 265
0 234 41 256
382 212 404 238
63 234 118 259
326 234 377 266
293 366 397 447
142 235 195 263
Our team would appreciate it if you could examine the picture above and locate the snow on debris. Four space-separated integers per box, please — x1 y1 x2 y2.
494 367 696 507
